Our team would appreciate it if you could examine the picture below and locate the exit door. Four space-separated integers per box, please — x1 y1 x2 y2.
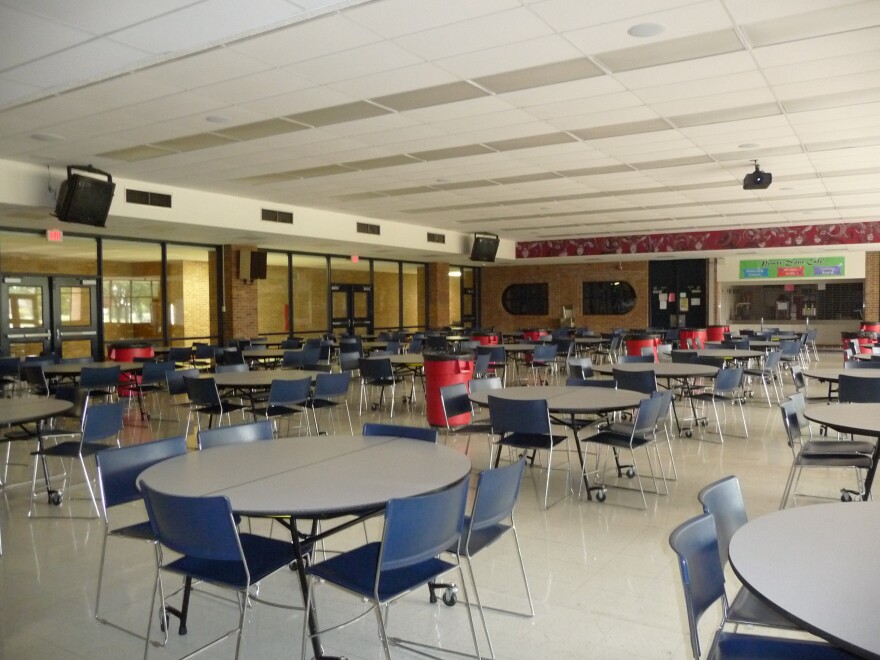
331 283 372 335
1 276 100 360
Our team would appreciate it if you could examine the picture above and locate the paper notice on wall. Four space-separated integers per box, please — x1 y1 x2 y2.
691 298 701 307
680 298 689 312
659 296 667 310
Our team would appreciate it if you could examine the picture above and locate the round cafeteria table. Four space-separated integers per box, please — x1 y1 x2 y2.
139 434 471 658
729 501 880 659
694 348 764 362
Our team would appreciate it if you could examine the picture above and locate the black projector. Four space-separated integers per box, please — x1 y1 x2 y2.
743 164 772 190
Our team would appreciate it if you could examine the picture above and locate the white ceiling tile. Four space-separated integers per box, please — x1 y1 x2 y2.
499 76 627 109
326 63 458 98
228 14 383 65
563 1 734 56
636 71 767 104
774 71 880 100
1 0 204 33
60 74 185 112
0 5 92 71
527 91 648 122
651 88 777 118
0 77 41 107
528 0 703 32
754 25 880 68
346 0 520 38
194 68 314 104
435 35 583 79
614 51 756 88
137 47 274 90
236 85 356 116
392 7 555 60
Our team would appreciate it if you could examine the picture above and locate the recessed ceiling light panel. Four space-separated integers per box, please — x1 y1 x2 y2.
627 23 666 38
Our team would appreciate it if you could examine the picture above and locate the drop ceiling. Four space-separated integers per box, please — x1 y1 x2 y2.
1 0 880 263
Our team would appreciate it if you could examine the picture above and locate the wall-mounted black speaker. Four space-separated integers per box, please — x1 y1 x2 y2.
469 233 499 263
239 250 268 280
53 165 115 227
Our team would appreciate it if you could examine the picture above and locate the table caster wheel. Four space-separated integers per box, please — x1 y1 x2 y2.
685 430 693 438
625 467 636 479
442 587 457 606
841 491 853 502
48 490 62 506
596 489 607 502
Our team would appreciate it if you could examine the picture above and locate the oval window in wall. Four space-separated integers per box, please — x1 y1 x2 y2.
582 281 636 315
502 283 549 315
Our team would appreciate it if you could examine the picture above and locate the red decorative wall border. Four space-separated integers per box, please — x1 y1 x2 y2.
516 221 880 259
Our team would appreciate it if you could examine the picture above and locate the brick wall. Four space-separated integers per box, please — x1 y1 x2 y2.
427 263 450 328
222 245 258 340
481 261 649 333
866 252 880 322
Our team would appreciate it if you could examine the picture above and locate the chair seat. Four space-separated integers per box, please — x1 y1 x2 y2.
251 403 306 418
110 520 156 542
308 541 457 602
728 586 798 629
800 439 875 456
588 429 654 450
448 421 494 435
795 453 872 468
31 441 105 459
308 398 340 410
192 402 246 416
713 631 853 659
164 533 301 590
496 431 567 450
456 521 512 556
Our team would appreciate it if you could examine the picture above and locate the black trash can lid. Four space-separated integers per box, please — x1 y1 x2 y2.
423 350 473 361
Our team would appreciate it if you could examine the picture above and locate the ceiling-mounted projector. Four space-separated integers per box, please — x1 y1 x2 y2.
743 161 772 190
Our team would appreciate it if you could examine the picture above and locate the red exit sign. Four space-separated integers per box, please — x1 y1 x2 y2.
46 229 63 242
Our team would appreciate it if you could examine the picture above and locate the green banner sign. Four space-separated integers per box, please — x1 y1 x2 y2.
740 257 845 279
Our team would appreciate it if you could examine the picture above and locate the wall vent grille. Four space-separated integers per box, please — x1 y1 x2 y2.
125 189 171 207
357 221 380 235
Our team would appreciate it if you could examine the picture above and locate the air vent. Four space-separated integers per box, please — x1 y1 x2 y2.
261 208 293 224
125 188 171 208
357 221 380 235
427 232 446 244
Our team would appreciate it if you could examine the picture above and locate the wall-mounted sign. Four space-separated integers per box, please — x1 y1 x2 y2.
739 257 845 279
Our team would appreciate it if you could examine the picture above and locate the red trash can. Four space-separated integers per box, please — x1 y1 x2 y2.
706 325 730 342
107 344 155 397
679 328 708 350
625 334 659 361
841 332 872 355
424 353 474 427
471 332 499 346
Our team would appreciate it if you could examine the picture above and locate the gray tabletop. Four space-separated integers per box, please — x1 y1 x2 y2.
695 348 764 361
729 501 880 658
803 368 880 383
593 362 717 379
501 343 538 354
574 337 608 345
804 402 880 436
43 361 140 377
211 369 323 389
363 354 425 366
469 385 645 413
242 348 288 359
138 435 471 518
0 398 72 425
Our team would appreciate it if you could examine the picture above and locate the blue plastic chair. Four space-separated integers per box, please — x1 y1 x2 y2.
29 401 126 517
307 372 353 434
79 364 121 403
183 376 246 433
611 367 657 395
691 367 748 442
250 377 312 436
139 481 302 660
457 457 532 657
697 476 798 631
669 513 852 659
488 395 569 509
358 357 402 417
197 419 274 450
94 436 187 638
302 478 478 660
362 422 437 443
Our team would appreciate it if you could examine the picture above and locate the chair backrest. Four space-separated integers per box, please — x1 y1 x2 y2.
477 345 505 362
140 481 243 562
618 354 653 364
671 350 698 363
80 365 121 390
473 352 491 378
531 344 557 361
439 382 472 423
779 340 800 357
22 363 50 395
198 419 274 450
0 356 20 380
96 436 187 511
713 366 744 393
843 359 880 369
61 356 95 365
362 423 438 443
567 356 594 378
338 351 361 373
359 357 393 380
763 350 782 371
141 361 175 385
215 363 249 373
300 345 321 367
612 367 657 394
268 377 312 406
779 398 803 449
488 396 551 436
406 338 423 354
789 364 806 392
194 344 221 360
379 477 469 572
838 373 880 402
166 368 199 396
631 395 663 436
468 376 502 394
167 347 193 365
384 340 401 355
218 349 246 366
696 475 748 568
184 376 221 406
82 402 126 447
468 457 526 535
313 371 351 399
652 388 673 424
668 513 727 660
565 376 615 388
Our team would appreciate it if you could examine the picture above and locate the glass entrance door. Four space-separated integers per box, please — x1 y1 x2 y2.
1 276 99 359
331 283 372 335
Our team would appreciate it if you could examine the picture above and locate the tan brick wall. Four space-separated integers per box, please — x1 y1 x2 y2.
866 252 880 322
257 264 289 335
481 261 650 333
428 263 450 329
223 245 258 340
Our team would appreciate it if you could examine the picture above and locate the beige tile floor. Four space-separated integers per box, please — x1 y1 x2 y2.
0 352 858 659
